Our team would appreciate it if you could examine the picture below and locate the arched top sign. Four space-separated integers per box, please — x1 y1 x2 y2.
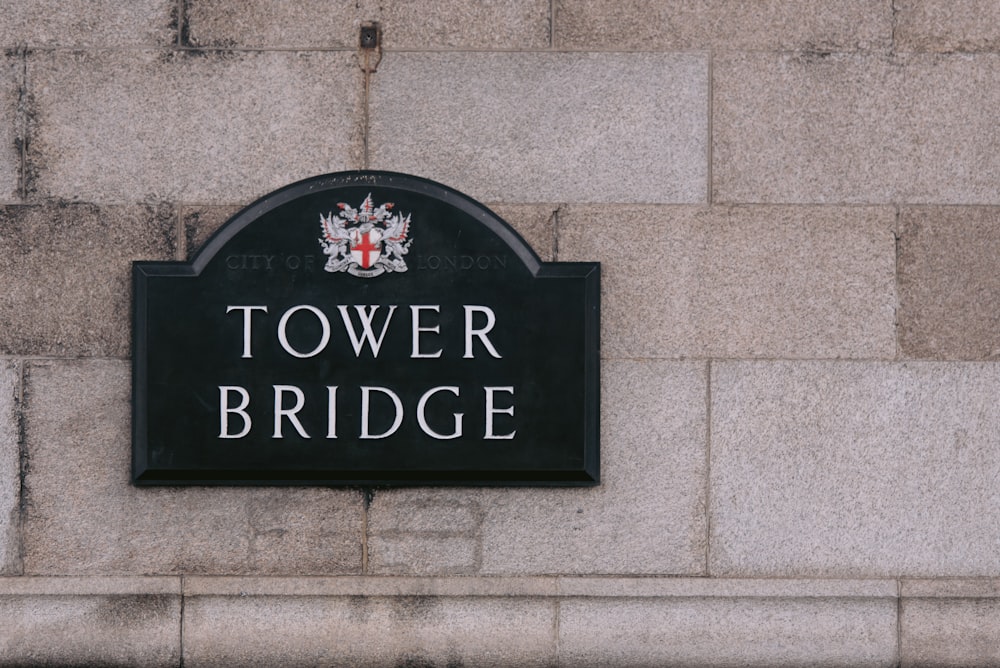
191 171 544 277
133 171 599 486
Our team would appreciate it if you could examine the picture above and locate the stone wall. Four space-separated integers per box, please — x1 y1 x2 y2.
2 1 1000 665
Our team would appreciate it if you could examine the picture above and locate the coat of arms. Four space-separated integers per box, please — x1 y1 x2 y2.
319 194 412 278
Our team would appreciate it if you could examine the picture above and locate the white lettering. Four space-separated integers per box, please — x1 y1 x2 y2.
326 385 338 439
218 385 252 438
277 305 331 358
226 305 268 358
463 305 502 359
416 386 463 439
338 305 397 358
273 385 310 438
410 305 443 358
359 386 404 439
484 386 516 439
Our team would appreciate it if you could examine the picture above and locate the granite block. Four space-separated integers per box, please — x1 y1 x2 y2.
368 536 480 576
370 52 708 204
21 360 362 575
560 596 897 666
711 361 1000 576
714 52 1000 204
368 360 707 576
0 204 174 356
0 0 173 48
559 204 896 359
0 363 18 575
1 54 19 203
187 0 549 49
902 593 1000 667
28 50 363 203
903 578 1000 599
898 206 1000 359
896 0 1000 52
554 0 892 51
486 203 556 261
184 594 556 667
0 592 181 666
181 205 241 259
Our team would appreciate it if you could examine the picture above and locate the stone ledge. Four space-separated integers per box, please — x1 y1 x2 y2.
22 576 1000 666
901 579 1000 667
902 578 1000 598
0 576 180 595
184 575 897 598
0 575 898 599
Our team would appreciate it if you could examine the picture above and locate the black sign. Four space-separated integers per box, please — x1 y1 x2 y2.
132 172 600 486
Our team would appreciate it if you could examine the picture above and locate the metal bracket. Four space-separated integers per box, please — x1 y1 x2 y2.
360 24 380 49
359 23 382 73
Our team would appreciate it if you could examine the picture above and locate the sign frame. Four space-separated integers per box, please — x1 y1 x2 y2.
132 171 600 487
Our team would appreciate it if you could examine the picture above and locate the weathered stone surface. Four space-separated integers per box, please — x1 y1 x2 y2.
183 575 559 597
368 498 482 576
560 596 897 666
184 595 557 666
559 205 895 359
898 206 1000 359
369 360 707 576
896 0 1000 52
0 576 179 595
28 50 363 203
558 576 897 599
902 580 1000 667
554 0 892 51
486 203 556 261
182 574 897 598
0 0 173 48
711 361 1000 576
1 54 19 203
182 203 555 262
0 592 181 666
903 578 1000 599
714 53 1000 204
187 0 549 49
0 204 174 356
370 52 707 204
21 360 363 575
0 362 18 575
181 205 241 258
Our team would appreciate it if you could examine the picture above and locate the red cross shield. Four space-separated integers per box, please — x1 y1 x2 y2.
350 229 383 269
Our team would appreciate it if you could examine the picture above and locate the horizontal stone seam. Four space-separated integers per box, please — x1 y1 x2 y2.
11 200 978 210
372 530 478 538
173 593 901 600
0 590 904 601
21 199 988 209
6 45 357 54
5 44 999 58
31 45 983 58
900 595 1000 600
0 576 914 598
2 356 130 362
639 357 1000 364
6 202 965 211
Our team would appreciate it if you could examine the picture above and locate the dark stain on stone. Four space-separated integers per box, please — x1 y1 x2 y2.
346 594 373 623
391 595 438 622
95 594 175 628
